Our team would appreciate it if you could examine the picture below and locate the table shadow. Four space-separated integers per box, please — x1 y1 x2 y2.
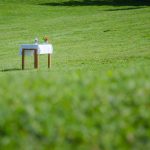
0 68 22 72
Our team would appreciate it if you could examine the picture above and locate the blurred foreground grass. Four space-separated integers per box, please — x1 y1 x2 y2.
0 66 150 150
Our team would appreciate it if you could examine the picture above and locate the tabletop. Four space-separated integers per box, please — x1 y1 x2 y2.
20 44 53 55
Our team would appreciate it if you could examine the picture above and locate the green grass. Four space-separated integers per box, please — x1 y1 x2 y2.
0 0 150 149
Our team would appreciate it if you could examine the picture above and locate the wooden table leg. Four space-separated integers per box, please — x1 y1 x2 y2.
36 49 38 69
34 49 38 69
34 50 36 68
48 54 51 68
22 49 25 70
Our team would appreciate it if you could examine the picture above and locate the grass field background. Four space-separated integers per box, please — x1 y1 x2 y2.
0 0 150 149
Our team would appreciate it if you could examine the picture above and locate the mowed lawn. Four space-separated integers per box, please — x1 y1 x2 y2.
0 0 150 149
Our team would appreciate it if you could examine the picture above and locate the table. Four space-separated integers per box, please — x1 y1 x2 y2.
20 44 53 70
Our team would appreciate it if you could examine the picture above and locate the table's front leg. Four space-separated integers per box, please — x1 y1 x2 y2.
48 54 51 68
22 49 25 70
34 49 38 69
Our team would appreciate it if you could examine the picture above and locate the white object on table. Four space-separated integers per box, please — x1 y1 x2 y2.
20 44 53 55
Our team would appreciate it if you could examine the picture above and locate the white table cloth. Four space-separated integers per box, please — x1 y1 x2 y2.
20 44 53 55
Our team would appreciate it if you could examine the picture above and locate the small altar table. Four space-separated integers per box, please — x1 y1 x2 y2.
20 44 53 70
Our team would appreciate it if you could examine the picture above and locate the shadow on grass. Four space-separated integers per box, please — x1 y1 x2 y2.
105 6 144 11
40 0 150 6
0 68 22 72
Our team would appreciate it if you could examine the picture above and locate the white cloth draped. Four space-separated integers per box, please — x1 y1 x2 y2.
20 44 53 55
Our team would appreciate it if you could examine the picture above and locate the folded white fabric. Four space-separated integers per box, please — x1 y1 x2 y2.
20 44 53 55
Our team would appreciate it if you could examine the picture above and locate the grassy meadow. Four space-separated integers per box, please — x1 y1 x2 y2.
0 0 150 149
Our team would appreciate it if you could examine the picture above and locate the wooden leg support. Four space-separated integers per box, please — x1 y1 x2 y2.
22 49 50 70
48 54 51 68
22 49 25 70
34 50 36 68
34 49 38 69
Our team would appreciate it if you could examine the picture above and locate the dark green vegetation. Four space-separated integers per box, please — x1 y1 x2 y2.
0 0 150 149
